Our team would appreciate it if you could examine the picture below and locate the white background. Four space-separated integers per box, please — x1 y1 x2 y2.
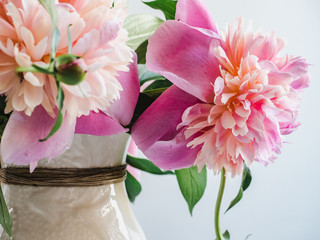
128 0 320 239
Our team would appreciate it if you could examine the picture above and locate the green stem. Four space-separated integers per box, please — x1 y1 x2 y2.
215 168 226 240
15 66 39 73
15 65 53 75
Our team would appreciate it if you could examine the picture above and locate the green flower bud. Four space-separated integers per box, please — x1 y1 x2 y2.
54 54 87 85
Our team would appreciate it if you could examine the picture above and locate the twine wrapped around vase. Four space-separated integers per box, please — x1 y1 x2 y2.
0 165 127 187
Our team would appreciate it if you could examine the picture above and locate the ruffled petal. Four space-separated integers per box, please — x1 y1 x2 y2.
1 106 75 169
175 0 218 33
146 20 221 102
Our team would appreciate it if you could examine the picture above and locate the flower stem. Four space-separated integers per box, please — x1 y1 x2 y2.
215 168 226 240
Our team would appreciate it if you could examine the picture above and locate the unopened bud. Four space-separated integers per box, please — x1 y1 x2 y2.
54 54 87 85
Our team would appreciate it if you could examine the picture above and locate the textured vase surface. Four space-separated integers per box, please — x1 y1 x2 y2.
0 133 146 240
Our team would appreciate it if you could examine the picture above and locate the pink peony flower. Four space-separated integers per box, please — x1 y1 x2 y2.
0 0 140 169
131 0 309 176
0 0 132 120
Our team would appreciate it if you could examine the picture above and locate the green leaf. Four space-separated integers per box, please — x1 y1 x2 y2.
138 64 165 85
67 24 72 54
215 230 230 240
125 92 156 132
124 14 163 50
38 0 58 26
245 234 252 240
38 0 60 60
225 164 252 213
39 83 64 142
50 27 61 60
39 110 63 142
126 155 174 175
0 96 10 142
143 87 168 98
125 172 142 202
175 166 207 215
56 82 64 110
143 0 178 20
144 79 172 91
223 230 230 240
242 164 252 191
136 40 148 64
0 186 12 238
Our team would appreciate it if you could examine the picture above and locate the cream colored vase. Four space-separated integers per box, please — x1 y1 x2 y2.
0 133 146 240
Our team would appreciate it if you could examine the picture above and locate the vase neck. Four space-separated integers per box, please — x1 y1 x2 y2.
36 133 130 168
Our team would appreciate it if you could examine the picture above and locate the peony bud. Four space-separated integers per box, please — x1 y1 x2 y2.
54 54 87 85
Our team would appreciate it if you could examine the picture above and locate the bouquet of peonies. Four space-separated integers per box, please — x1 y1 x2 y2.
0 0 309 239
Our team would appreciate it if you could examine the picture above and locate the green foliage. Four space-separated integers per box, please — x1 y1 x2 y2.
50 27 61 61
176 166 207 215
223 230 230 240
215 230 230 240
67 24 72 54
143 0 178 20
125 172 142 202
0 187 12 239
0 96 10 141
39 0 60 61
124 14 163 50
39 83 64 142
125 92 156 132
135 40 148 64
144 79 172 91
126 155 174 175
225 164 252 213
138 64 166 85
38 0 58 26
143 88 169 99
245 234 252 240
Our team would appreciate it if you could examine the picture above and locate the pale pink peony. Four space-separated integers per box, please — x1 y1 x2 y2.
0 0 132 121
0 0 140 169
132 0 309 176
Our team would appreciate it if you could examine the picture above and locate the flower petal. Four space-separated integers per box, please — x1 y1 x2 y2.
104 53 140 126
132 86 201 169
142 132 201 170
221 110 236 129
1 106 75 168
132 86 200 149
175 0 218 33
146 20 221 102
75 111 127 136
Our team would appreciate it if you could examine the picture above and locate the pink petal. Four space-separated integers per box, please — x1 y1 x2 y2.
1 106 75 168
141 131 201 170
221 110 236 129
132 86 201 169
251 33 286 61
104 53 140 126
175 0 218 33
146 20 221 102
282 57 310 90
72 21 120 56
127 165 141 181
132 86 199 149
214 77 225 95
75 111 127 136
128 139 138 156
127 140 141 181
